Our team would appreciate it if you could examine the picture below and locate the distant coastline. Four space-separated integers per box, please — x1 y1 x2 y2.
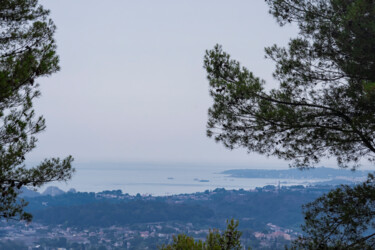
38 166 371 196
221 167 371 180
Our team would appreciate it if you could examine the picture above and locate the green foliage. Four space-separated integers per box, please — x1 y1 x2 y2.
160 219 244 250
161 234 204 250
0 0 74 221
291 174 375 249
206 219 243 250
204 0 375 248
204 0 375 169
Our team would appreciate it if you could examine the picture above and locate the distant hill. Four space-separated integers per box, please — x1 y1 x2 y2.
25 186 329 231
10 186 335 250
19 187 41 198
42 186 65 196
20 186 67 198
221 167 372 179
15 184 361 249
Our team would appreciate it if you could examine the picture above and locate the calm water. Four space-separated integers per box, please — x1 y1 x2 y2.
42 163 328 196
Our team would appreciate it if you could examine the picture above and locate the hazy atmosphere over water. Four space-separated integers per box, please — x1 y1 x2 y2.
26 1 353 169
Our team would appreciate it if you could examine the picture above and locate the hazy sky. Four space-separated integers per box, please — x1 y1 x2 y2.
27 0 342 169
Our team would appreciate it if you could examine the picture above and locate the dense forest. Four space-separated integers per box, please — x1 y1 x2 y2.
24 185 331 231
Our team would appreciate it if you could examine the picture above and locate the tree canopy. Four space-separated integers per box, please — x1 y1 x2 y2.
291 174 375 249
160 219 243 250
204 0 375 248
0 0 74 221
204 0 375 168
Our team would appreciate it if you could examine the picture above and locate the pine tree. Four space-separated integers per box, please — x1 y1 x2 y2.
204 0 375 169
160 219 244 250
0 0 74 221
204 0 375 248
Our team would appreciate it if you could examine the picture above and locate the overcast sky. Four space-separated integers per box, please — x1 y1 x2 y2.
26 0 345 169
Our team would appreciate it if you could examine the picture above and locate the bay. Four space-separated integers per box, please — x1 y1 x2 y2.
41 163 329 196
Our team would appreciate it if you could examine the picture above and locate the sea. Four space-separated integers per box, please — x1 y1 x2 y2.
41 162 329 196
